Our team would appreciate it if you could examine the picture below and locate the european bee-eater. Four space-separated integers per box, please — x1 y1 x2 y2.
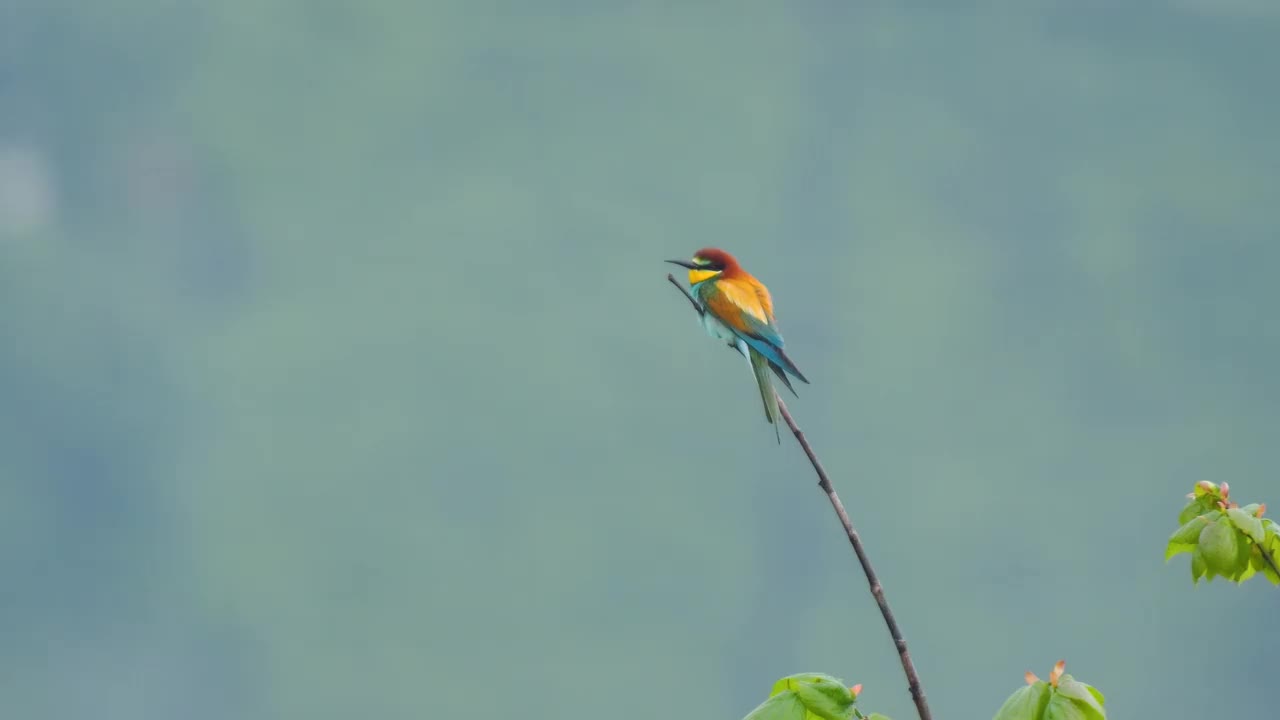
667 248 809 441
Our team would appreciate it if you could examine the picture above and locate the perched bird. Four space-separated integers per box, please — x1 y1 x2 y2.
667 248 809 441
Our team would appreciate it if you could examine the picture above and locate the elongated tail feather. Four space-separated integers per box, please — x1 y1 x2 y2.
769 359 798 397
749 347 782 444
739 334 809 385
726 342 795 397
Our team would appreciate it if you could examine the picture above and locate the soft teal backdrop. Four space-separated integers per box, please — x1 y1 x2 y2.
3 3 1277 719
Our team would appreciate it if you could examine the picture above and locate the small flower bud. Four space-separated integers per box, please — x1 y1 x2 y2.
1049 660 1066 688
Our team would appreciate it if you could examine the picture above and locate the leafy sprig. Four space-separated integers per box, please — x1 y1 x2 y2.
1166 481 1280 585
992 661 1106 720
741 674 890 720
740 663 1107 720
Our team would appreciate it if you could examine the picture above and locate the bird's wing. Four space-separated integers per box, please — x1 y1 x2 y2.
701 279 809 384
701 278 783 347
753 283 776 324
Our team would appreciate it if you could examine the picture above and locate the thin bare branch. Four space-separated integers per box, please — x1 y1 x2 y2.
667 273 704 316
776 400 932 720
667 278 933 720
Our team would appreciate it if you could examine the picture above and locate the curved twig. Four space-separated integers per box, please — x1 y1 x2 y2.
667 273 704 316
667 276 934 720
776 400 932 720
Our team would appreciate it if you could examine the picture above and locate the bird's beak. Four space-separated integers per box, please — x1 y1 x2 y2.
665 259 698 269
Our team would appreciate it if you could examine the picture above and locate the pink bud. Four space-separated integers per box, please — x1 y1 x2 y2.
1049 660 1066 688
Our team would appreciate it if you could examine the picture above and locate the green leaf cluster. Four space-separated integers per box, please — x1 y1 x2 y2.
741 674 888 720
993 671 1106 720
1166 481 1280 585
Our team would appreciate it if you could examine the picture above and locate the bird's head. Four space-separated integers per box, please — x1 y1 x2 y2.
666 248 739 285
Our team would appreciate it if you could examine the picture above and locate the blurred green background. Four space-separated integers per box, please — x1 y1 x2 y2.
3 2 1277 718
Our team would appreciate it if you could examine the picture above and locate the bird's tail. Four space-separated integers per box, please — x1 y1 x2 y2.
749 347 782 444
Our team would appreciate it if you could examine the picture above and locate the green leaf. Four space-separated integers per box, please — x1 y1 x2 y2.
753 674 856 720
1226 508 1266 544
1192 481 1216 498
865 715 892 720
1042 696 1084 720
1165 540 1196 561
1255 535 1280 584
1261 555 1280 585
744 693 806 720
792 680 856 720
1264 519 1280 544
1052 676 1106 720
1165 513 1216 560
1199 517 1241 578
1179 485 1221 523
1191 546 1208 584
1044 692 1103 720
1178 500 1210 525
1233 528 1256 581
1250 545 1266 570
992 681 1051 720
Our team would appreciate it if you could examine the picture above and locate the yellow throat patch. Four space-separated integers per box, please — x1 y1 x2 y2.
687 268 720 285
